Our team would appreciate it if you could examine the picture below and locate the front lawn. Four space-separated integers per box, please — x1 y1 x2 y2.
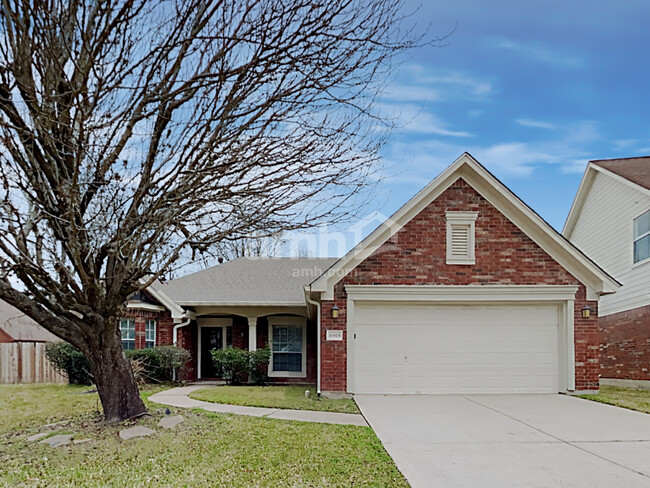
0 384 405 487
578 385 650 414
189 385 359 414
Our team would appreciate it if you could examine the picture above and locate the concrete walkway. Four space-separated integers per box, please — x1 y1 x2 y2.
356 394 650 488
149 386 368 426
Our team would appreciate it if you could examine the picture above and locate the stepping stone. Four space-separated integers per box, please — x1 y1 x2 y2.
119 426 155 440
73 438 92 445
39 434 73 447
158 415 184 429
27 433 50 442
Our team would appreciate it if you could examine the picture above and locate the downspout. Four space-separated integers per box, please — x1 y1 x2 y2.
172 318 192 382
173 318 191 347
305 288 322 397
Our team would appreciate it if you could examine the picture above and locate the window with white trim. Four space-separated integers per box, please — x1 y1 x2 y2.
120 318 135 350
145 319 156 348
633 210 650 264
268 317 306 377
446 211 478 265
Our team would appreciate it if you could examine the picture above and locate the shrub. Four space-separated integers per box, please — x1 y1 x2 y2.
248 347 271 385
45 341 92 385
211 347 249 385
210 346 271 385
125 346 191 382
155 345 191 381
125 349 162 382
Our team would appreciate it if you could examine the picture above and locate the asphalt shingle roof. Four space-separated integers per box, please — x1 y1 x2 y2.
162 257 338 305
0 299 60 342
592 156 650 191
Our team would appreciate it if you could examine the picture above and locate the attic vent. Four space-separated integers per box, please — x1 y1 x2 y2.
446 212 478 265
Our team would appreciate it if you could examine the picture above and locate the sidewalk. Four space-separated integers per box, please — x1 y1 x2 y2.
149 386 368 427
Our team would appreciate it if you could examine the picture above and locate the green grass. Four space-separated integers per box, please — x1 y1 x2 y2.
189 385 360 414
0 384 405 487
578 385 650 414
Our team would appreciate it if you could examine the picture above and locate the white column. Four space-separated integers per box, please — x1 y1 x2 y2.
248 317 257 351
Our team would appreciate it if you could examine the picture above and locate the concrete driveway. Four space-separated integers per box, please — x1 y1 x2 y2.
355 394 650 488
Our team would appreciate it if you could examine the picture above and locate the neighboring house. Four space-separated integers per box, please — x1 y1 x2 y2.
0 299 66 384
134 153 618 395
564 156 650 386
0 299 60 343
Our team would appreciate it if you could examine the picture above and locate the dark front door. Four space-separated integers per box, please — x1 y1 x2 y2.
201 327 223 378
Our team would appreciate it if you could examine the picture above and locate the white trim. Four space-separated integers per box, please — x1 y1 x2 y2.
312 153 619 300
267 316 307 378
126 302 166 312
145 319 156 348
446 211 478 265
144 281 187 321
344 284 580 302
247 317 257 352
564 162 650 237
633 209 650 265
345 284 578 394
176 301 306 307
197 318 233 379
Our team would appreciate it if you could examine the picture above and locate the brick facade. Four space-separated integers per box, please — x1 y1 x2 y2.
600 305 650 380
320 178 600 392
175 315 316 383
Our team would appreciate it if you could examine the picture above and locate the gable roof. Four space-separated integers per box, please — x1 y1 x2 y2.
162 257 338 306
0 299 59 342
563 157 650 237
310 152 620 300
591 157 650 191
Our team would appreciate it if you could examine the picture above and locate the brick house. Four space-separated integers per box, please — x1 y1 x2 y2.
136 153 619 394
564 156 650 387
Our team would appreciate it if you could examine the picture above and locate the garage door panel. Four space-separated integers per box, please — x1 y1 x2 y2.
350 303 560 394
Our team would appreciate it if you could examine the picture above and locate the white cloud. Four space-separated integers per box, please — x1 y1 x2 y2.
383 121 600 182
516 119 556 130
384 65 495 103
492 38 587 69
381 103 473 138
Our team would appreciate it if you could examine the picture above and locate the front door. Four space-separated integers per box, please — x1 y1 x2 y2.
200 327 223 378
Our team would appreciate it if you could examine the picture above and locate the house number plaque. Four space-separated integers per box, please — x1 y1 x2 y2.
326 330 343 341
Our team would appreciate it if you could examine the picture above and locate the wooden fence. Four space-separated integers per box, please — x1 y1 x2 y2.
0 342 67 384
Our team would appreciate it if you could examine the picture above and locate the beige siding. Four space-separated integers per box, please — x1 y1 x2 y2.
570 172 650 315
0 342 67 384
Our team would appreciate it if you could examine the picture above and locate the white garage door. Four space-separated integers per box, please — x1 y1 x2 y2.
350 302 559 394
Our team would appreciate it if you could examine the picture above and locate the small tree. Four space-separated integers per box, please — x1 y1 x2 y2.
0 0 431 422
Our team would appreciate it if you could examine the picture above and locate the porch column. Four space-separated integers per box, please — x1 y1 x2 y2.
247 317 257 351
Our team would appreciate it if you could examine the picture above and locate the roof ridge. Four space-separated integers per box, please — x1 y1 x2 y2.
590 156 650 162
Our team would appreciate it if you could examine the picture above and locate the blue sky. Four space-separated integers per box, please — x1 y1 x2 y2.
369 0 650 234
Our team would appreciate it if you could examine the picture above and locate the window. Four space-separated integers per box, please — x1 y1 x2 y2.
634 210 650 264
120 318 135 350
446 211 478 265
145 319 156 348
268 317 306 377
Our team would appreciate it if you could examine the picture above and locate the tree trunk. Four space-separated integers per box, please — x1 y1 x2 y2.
87 340 147 423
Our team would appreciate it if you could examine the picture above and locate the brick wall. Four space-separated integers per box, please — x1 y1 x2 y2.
321 178 599 392
600 304 650 380
122 307 174 349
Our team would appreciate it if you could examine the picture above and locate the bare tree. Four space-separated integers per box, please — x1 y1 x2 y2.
0 0 430 421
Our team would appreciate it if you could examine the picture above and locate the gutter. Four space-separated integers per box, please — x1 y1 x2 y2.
304 287 322 397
